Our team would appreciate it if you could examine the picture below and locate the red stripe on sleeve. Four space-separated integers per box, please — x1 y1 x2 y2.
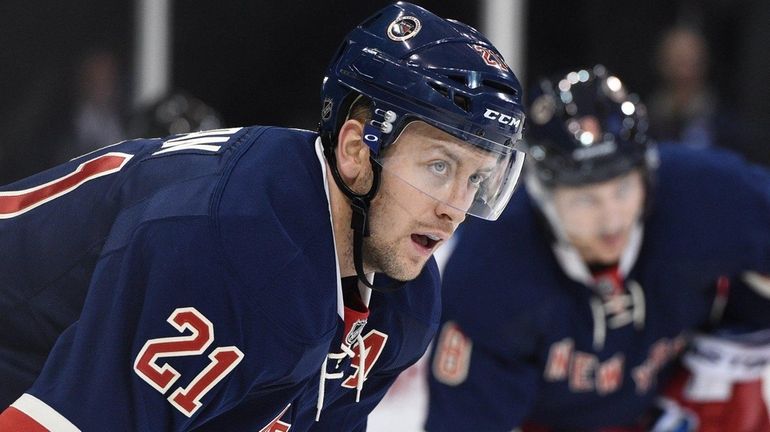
0 406 50 431
0 153 129 216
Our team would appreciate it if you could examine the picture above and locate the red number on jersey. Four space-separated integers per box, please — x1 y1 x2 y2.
134 307 215 393
258 404 292 432
133 307 244 417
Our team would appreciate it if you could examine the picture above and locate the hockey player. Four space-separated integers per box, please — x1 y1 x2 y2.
0 3 526 430
427 65 770 431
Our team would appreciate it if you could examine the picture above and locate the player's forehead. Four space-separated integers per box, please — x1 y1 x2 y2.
388 121 497 164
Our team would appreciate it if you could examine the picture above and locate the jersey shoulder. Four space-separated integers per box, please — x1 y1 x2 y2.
650 144 770 271
441 192 560 347
214 127 341 341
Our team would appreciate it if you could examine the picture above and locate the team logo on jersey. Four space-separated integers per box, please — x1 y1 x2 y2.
432 321 472 386
321 97 333 121
345 319 368 346
387 16 421 41
543 334 687 395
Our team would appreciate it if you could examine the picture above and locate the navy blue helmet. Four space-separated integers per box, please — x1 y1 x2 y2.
319 1 526 221
525 65 654 187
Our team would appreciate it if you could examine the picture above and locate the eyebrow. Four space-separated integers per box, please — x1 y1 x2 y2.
427 142 461 165
426 142 497 172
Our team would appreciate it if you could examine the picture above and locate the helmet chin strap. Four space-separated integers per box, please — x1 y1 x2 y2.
322 143 405 292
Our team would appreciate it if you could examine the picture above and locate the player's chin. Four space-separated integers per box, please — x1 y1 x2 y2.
599 235 629 260
384 258 428 282
593 246 624 265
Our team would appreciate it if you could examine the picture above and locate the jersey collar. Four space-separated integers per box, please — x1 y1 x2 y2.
314 137 373 319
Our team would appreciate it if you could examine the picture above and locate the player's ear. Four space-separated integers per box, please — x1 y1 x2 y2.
335 119 371 183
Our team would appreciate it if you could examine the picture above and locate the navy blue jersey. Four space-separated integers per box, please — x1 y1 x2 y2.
0 126 441 431
426 145 770 431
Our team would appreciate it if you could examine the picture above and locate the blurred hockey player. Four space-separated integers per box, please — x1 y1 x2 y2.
427 65 770 431
0 2 527 430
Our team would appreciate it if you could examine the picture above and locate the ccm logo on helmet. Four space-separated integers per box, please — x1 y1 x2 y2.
484 108 521 128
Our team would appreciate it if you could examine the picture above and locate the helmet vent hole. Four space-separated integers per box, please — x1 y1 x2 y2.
453 94 471 112
482 79 518 97
428 81 451 99
428 80 471 112
447 75 467 85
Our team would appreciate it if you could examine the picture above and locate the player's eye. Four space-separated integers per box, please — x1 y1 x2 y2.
468 172 489 188
430 160 448 175
615 177 636 199
573 194 597 207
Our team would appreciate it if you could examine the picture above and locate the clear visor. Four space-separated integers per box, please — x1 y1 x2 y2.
373 121 525 220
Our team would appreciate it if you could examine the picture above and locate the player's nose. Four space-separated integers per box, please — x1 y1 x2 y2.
436 198 466 224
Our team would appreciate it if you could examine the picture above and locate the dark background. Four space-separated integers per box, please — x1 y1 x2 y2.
1 0 768 184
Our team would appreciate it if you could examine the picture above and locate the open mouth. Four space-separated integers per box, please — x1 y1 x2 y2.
411 233 441 250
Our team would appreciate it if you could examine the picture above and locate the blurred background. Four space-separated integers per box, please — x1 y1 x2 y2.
1 0 769 185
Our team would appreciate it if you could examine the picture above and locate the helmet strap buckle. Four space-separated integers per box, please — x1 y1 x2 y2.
349 196 371 236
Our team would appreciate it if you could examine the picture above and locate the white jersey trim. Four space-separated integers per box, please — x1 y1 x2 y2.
314 137 374 314
10 393 81 432
744 271 770 298
315 137 345 320
552 222 644 287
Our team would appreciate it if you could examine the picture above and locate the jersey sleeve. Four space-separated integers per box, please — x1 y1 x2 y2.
0 217 323 431
425 207 552 431
720 273 770 329
735 156 770 274
660 145 770 273
697 150 770 328
425 319 540 431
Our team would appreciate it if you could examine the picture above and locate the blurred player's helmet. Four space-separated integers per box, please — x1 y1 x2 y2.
524 65 656 188
319 1 526 221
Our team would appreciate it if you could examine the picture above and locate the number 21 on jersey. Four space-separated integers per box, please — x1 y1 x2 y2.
133 307 244 417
